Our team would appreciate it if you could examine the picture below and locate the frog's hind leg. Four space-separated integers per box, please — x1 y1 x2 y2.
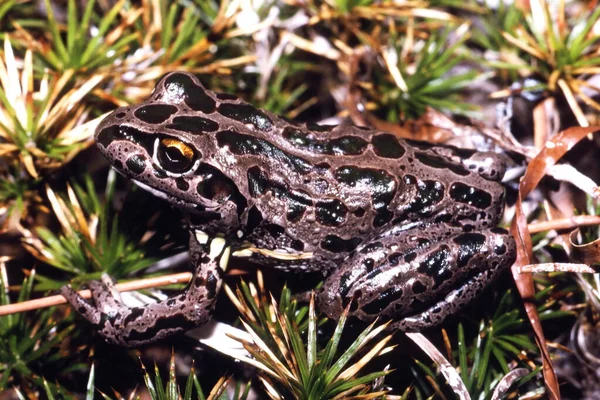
316 226 515 331
61 232 230 346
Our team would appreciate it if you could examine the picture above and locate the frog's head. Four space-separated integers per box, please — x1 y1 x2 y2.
94 72 246 229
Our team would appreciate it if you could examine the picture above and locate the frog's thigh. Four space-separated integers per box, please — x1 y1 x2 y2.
317 227 515 331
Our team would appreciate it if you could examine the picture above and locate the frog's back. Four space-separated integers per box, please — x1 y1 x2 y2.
95 71 507 264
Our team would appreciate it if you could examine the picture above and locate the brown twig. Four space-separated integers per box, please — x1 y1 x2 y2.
528 215 600 233
0 272 193 316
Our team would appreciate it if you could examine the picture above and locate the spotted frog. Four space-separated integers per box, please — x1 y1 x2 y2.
62 72 516 346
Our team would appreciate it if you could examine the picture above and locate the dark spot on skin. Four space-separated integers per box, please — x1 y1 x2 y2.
452 147 477 159
321 235 361 253
115 112 126 118
371 133 406 159
218 130 312 174
194 277 206 287
415 152 469 176
462 224 474 232
126 314 196 342
404 174 417 185
360 241 383 254
417 246 452 289
404 252 417 263
373 210 393 227
247 166 313 222
218 103 273 131
449 182 493 209
434 213 452 223
200 256 211 264
491 227 508 234
206 272 219 298
98 313 109 326
291 240 305 251
460 213 478 222
196 163 247 216
454 233 486 267
334 166 396 228
96 126 158 161
163 73 216 113
96 126 121 148
388 252 402 266
282 127 368 155
353 208 365 217
265 224 285 237
363 258 375 271
216 92 239 101
246 205 263 232
363 287 403 315
404 139 434 150
286 190 313 222
134 104 178 124
197 174 233 202
123 307 145 326
167 299 176 306
494 244 506 255
126 154 146 175
176 177 189 191
246 206 263 232
315 198 348 226
315 163 331 171
465 266 487 281
405 180 445 216
412 280 427 294
113 160 123 170
349 296 360 312
307 123 335 131
166 116 219 134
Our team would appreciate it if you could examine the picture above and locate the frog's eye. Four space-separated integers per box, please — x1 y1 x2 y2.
154 138 196 174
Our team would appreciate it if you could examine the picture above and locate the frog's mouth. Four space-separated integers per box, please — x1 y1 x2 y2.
112 166 198 208
131 179 172 203
130 177 221 213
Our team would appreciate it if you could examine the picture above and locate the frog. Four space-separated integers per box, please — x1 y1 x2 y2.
61 72 516 346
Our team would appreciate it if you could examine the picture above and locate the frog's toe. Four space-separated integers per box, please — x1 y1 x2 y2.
99 273 123 302
463 151 508 181
61 285 102 325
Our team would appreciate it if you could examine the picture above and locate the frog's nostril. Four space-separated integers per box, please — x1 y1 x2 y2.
125 154 147 175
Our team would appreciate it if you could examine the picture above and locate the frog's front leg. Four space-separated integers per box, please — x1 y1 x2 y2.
61 232 230 346
317 226 515 331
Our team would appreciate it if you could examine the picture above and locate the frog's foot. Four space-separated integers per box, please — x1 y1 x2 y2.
316 226 516 331
61 234 230 346
416 141 507 181
61 274 123 327
388 266 500 332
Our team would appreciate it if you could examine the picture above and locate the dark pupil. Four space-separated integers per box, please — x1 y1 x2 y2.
158 144 193 173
